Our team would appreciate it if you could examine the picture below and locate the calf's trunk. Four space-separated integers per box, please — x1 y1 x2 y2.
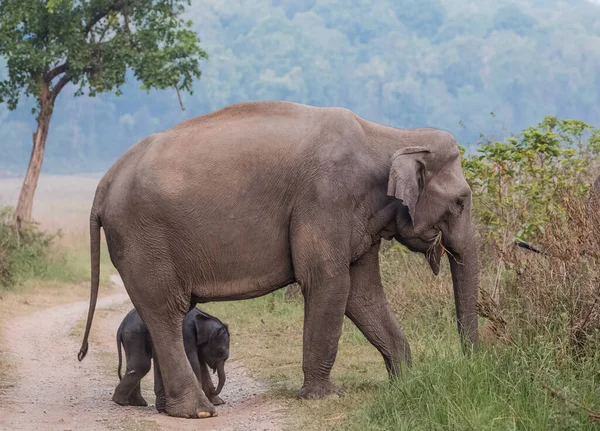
213 362 226 395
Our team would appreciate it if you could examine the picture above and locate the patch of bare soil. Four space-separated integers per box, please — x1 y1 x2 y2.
0 275 285 430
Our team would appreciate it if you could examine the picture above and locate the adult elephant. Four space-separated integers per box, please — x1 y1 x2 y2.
77 101 479 419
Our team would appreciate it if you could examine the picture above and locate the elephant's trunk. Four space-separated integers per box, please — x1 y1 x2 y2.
447 217 479 351
213 362 226 396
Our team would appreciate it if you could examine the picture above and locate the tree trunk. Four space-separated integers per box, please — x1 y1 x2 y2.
15 82 54 230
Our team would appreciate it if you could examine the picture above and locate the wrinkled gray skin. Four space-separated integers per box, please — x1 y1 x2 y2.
112 308 229 409
77 101 479 419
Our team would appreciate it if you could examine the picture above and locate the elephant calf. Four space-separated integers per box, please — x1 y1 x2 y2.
112 307 230 408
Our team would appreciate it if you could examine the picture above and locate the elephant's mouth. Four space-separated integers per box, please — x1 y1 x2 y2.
425 230 446 275
396 228 446 275
395 227 441 253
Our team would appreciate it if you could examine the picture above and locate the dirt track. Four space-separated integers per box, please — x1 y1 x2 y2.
0 275 284 430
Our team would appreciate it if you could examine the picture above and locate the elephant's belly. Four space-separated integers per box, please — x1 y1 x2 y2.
189 251 296 301
181 231 297 302
191 270 297 302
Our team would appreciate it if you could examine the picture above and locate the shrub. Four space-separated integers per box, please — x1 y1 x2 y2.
459 117 600 356
0 206 58 289
462 116 600 247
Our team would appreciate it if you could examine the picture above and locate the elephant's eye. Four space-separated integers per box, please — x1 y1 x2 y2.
450 196 466 217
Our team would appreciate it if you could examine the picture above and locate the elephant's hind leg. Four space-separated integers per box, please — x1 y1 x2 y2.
112 345 151 406
345 242 411 377
112 368 148 406
128 382 148 406
119 265 215 418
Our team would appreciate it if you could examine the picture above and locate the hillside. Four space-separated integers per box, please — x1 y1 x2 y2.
1 0 600 174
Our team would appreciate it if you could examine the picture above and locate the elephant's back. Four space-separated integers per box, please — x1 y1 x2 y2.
95 101 371 291
119 309 149 343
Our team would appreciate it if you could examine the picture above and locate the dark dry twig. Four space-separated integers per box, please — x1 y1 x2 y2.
538 380 600 423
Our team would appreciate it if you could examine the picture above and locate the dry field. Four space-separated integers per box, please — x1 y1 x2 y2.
0 174 103 244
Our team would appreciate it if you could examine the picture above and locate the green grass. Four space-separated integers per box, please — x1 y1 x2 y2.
201 288 600 431
2 241 114 292
352 343 600 430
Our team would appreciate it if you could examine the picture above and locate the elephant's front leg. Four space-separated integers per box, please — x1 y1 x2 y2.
152 350 166 413
345 242 411 377
296 268 351 399
142 312 215 418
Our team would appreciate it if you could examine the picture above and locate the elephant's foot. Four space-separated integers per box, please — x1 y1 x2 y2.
209 394 225 406
155 392 166 413
296 381 344 400
128 394 148 407
164 388 217 419
112 392 130 407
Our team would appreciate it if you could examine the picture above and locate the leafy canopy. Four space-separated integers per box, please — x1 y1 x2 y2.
0 0 207 111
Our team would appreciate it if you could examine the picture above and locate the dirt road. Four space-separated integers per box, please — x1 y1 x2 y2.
0 275 284 430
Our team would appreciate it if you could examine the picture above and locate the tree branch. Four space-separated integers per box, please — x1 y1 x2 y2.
44 63 68 82
51 74 72 101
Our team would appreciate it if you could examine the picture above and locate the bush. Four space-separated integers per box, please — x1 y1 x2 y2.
0 206 58 289
462 116 600 245
486 190 600 356
458 117 600 356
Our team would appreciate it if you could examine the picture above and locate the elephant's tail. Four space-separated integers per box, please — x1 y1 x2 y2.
117 326 123 380
77 211 102 362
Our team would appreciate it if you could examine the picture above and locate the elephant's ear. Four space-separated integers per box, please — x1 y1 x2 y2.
195 314 213 346
387 146 431 224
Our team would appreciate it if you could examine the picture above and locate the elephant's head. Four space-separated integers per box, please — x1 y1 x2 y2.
195 313 230 396
387 132 479 350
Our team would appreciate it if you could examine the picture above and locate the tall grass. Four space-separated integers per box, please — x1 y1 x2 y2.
353 343 600 431
480 193 600 356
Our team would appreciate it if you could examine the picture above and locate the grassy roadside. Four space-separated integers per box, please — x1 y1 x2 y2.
203 296 600 431
201 248 600 430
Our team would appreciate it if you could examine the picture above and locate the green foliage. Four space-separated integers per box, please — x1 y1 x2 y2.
0 205 111 289
392 0 446 39
493 4 538 36
0 206 57 288
462 116 600 244
0 0 207 111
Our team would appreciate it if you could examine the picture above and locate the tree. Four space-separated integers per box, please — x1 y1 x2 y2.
0 0 207 229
